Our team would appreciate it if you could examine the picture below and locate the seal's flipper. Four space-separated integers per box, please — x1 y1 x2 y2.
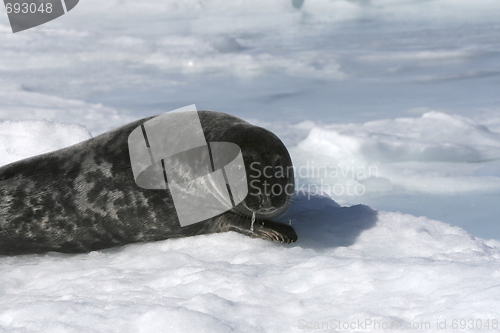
227 218 297 244
252 220 298 244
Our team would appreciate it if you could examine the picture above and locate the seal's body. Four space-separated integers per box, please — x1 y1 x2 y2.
0 111 296 255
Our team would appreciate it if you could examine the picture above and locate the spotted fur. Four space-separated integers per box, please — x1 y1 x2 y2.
0 112 296 255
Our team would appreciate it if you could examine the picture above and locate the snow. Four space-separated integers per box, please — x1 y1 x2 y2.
1 188 499 332
0 120 91 166
0 84 135 135
291 111 500 195
1 0 500 331
1 113 500 333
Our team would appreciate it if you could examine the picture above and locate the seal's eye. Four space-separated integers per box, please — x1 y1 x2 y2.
274 158 283 169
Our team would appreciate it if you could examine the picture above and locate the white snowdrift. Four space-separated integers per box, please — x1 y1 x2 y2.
293 111 500 195
0 119 91 167
298 111 500 163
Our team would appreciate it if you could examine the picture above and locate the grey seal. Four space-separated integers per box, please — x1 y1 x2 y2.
0 111 296 255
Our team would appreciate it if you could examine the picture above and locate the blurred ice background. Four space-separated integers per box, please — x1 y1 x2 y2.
1 1 500 332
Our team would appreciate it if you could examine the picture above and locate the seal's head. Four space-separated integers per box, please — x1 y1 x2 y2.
223 124 294 220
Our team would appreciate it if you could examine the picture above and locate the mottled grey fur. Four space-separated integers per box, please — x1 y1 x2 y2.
0 111 296 255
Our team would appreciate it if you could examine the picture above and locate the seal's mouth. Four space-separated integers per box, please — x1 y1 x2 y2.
258 207 277 214
235 200 291 220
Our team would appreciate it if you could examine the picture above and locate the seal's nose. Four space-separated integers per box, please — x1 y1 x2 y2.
259 193 273 209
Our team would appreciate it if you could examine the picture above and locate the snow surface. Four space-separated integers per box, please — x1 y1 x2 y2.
0 119 91 166
1 0 500 331
1 117 500 333
291 111 500 195
2 206 499 333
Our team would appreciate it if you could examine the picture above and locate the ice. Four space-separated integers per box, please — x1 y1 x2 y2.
2 0 499 124
284 110 500 239
0 84 134 136
292 111 500 195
